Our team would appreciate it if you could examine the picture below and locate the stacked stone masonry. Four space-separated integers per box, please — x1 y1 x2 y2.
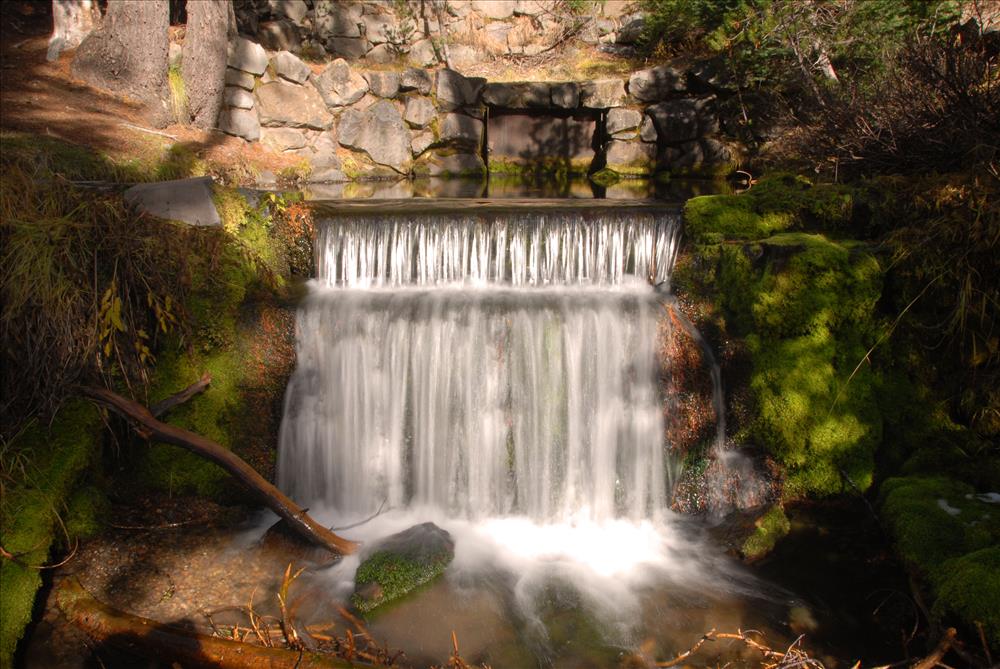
216 2 734 182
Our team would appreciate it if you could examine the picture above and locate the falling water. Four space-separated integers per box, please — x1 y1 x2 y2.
278 207 682 523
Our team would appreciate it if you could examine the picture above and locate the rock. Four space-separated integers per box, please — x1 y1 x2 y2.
447 44 479 70
401 68 432 94
699 137 732 164
255 80 332 129
327 36 369 60
364 71 400 98
219 107 261 141
351 523 455 613
272 50 311 84
309 132 342 168
272 0 308 23
225 67 254 90
258 19 302 52
550 82 579 108
606 108 642 135
224 86 254 110
411 129 435 156
259 518 336 566
261 127 308 152
403 96 436 128
595 18 615 35
482 82 549 108
439 113 483 148
168 42 182 69
514 0 551 16
315 4 362 37
421 151 486 177
616 14 644 44
227 37 268 76
365 43 395 64
314 59 369 107
362 14 393 44
640 115 656 142
482 82 518 107
628 65 686 102
408 39 437 67
309 166 348 183
645 98 711 143
435 68 477 111
605 139 656 174
658 140 705 171
482 0 516 19
124 177 221 227
337 100 412 172
579 78 627 108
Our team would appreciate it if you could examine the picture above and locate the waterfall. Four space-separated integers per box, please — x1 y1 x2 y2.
278 207 682 524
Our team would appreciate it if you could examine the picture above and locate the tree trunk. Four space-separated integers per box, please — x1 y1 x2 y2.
71 0 172 128
182 0 235 129
48 0 99 61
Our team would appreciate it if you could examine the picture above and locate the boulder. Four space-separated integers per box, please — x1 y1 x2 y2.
606 108 642 135
272 0 308 23
255 80 332 129
315 3 362 37
224 68 254 90
227 37 268 76
435 68 477 111
364 71 400 98
579 78 627 108
658 140 705 171
309 132 342 169
605 139 656 174
337 100 412 172
403 96 436 128
439 113 483 148
219 107 261 141
314 59 369 107
365 43 395 64
224 87 254 110
401 68 433 94
645 98 712 143
411 130 435 156
327 36 369 60
272 50 311 84
550 82 579 109
362 14 393 44
261 127 308 152
408 39 437 67
616 14 644 44
124 177 221 227
257 20 302 53
628 65 686 102
639 115 656 142
447 44 479 70
482 0 516 19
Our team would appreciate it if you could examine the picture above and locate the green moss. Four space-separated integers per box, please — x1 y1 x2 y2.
488 157 591 178
589 168 621 187
64 485 109 540
934 548 1000 646
741 505 791 559
0 401 101 667
351 548 451 614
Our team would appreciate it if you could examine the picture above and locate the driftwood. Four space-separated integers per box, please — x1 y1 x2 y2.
81 386 359 555
150 372 212 418
55 578 352 669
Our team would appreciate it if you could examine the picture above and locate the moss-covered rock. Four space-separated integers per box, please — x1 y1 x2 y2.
351 522 454 615
740 504 791 559
0 401 102 667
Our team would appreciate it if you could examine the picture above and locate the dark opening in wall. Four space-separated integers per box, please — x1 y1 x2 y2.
486 107 605 179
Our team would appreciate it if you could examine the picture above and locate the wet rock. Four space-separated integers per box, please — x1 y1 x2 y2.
272 50 311 84
403 96 436 128
351 522 454 614
628 64 686 102
219 107 261 141
579 78 627 108
314 59 369 107
439 113 483 149
606 108 642 135
224 67 254 90
256 80 332 129
364 70 400 98
227 37 268 75
337 101 412 172
124 177 221 226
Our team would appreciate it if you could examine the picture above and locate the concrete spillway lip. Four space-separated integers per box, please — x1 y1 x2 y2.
309 198 682 218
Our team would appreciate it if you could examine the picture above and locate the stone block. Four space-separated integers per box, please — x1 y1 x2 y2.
605 139 656 174
225 68 255 90
227 37 268 76
408 39 437 67
628 65 686 102
579 78 627 108
364 71 400 98
219 107 261 141
438 113 483 148
272 0 308 23
403 96 436 128
337 100 412 172
550 82 579 108
256 80 333 130
435 68 477 111
645 98 711 143
362 14 393 44
640 115 657 142
365 43 395 64
411 130 435 156
224 87 254 110
482 0 516 19
327 36 369 60
314 59 369 107
401 68 433 94
258 20 302 53
606 108 642 135
261 127 308 152
124 177 221 226
272 50 311 84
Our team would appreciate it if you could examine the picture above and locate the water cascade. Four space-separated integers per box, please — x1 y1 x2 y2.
278 207 682 523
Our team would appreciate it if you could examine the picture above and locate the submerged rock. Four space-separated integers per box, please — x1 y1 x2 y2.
351 522 454 615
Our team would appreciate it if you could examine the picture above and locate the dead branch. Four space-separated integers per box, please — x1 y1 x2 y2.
80 386 359 555
911 628 957 669
656 628 716 667
150 372 212 418
55 577 353 669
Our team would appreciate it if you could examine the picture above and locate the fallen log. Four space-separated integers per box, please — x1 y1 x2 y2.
150 372 212 418
80 386 359 555
56 578 353 669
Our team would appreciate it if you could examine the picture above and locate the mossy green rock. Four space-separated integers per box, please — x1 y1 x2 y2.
351 522 454 615
741 505 791 559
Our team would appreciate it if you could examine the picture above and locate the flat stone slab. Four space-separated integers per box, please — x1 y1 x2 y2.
124 177 220 226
